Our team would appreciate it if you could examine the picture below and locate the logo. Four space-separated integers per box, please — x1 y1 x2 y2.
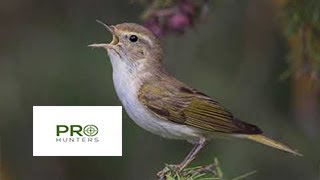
56 124 99 143
33 106 122 156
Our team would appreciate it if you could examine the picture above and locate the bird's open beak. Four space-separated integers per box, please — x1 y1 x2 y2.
88 20 119 49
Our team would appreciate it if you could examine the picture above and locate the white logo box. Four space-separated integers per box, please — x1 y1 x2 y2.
33 106 122 156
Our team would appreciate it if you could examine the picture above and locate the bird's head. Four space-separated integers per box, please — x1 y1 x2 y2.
89 21 163 71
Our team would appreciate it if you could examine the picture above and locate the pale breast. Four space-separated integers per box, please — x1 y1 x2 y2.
109 54 201 142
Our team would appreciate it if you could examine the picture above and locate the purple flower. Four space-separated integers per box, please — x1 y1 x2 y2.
168 13 191 33
142 0 202 37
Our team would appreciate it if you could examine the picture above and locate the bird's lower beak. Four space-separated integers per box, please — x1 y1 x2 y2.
88 43 114 49
88 20 119 49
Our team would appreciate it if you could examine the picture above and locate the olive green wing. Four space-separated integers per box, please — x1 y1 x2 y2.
138 81 262 134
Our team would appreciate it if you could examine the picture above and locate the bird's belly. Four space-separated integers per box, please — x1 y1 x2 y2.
112 72 201 142
123 98 201 141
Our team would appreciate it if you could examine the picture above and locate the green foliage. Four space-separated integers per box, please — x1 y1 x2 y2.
284 0 320 55
162 158 223 180
162 158 257 180
284 0 320 36
281 0 320 81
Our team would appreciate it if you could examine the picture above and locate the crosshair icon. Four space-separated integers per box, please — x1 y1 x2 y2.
83 125 99 136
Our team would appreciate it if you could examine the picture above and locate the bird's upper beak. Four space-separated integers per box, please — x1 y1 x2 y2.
88 20 119 49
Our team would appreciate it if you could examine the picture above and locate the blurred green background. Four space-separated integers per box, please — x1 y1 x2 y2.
0 0 319 179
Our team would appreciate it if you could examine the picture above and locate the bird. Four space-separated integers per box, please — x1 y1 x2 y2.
89 20 301 176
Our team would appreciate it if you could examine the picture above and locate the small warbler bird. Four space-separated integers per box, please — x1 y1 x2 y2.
89 21 301 174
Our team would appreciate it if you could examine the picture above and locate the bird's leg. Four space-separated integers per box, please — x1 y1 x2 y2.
157 137 206 178
177 137 206 171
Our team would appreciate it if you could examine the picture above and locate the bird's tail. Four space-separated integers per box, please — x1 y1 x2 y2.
246 134 302 156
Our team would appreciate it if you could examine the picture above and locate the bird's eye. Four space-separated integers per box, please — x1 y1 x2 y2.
129 35 138 42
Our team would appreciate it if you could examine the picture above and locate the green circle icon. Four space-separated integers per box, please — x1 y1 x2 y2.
83 125 99 136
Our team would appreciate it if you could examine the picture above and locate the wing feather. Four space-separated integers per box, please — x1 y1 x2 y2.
138 78 262 135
